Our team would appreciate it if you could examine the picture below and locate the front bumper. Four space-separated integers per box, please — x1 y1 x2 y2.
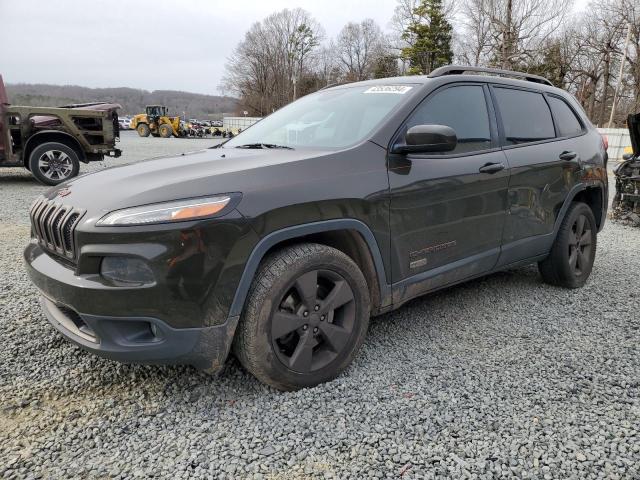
24 242 239 371
39 295 238 371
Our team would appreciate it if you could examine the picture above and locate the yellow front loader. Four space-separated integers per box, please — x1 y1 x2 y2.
130 105 184 138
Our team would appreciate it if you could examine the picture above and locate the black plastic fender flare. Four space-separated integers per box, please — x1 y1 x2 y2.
228 219 392 319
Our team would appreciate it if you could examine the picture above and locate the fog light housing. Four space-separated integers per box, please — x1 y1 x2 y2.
100 257 155 286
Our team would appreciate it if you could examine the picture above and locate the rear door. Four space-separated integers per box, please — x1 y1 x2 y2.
388 83 510 297
491 86 583 265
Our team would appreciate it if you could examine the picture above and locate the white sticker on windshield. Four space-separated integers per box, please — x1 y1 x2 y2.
363 85 413 94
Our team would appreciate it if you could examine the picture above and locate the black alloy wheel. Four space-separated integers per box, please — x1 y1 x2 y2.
271 269 356 373
568 213 593 276
538 201 597 288
233 243 370 391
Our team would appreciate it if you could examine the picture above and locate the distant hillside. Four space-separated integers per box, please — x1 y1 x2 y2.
5 83 239 118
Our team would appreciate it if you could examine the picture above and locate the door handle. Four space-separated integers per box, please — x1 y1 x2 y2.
559 151 577 161
478 162 505 174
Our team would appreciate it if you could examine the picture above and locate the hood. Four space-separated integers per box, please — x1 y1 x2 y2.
43 146 331 221
629 113 640 157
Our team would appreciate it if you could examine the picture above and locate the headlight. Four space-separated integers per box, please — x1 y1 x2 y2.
96 195 231 226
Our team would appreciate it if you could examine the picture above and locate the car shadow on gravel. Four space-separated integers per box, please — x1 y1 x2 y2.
0 173 42 185
41 265 545 400
9 262 550 413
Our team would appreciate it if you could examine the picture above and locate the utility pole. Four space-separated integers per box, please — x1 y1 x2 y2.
292 76 297 102
608 22 632 128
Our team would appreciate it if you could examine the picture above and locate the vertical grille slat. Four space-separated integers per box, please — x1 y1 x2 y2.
46 204 64 249
39 204 56 245
63 213 80 254
55 208 72 253
32 200 48 241
29 196 84 262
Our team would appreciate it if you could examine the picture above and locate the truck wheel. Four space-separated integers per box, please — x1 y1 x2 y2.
233 243 370 391
28 142 80 186
137 123 150 137
538 202 597 288
159 124 173 138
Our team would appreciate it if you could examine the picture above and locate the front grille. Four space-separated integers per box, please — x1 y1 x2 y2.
30 197 84 261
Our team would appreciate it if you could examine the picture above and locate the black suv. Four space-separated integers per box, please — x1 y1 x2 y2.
25 66 608 390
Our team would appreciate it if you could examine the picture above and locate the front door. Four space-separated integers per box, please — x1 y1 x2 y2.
388 83 510 301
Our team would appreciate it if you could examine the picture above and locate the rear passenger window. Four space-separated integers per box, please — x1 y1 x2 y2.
494 88 555 145
407 85 491 154
548 96 583 137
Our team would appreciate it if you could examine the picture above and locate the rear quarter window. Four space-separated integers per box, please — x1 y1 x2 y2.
494 87 555 145
547 96 584 137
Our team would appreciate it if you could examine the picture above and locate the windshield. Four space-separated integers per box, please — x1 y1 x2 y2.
224 84 416 149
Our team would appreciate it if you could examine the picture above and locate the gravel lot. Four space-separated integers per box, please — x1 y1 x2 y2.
1 133 639 479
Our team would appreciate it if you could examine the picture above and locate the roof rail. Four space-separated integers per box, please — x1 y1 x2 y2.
320 81 353 90
428 65 554 87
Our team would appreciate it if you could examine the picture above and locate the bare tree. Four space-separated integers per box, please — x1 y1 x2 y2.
222 8 323 115
313 43 342 86
456 0 492 66
617 0 640 113
336 19 386 81
457 0 573 69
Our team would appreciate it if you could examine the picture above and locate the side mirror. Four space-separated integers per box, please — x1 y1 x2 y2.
622 153 634 161
393 124 457 154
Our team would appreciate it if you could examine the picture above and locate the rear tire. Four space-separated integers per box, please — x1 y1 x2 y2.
233 243 370 391
28 142 80 186
137 123 150 137
159 124 173 138
538 202 597 288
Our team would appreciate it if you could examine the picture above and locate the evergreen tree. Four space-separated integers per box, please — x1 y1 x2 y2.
401 0 453 75
373 55 400 79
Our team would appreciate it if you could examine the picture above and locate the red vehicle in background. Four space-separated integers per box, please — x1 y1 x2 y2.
0 75 121 185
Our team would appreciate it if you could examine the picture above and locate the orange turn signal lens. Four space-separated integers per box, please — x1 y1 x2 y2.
97 195 232 226
171 202 227 220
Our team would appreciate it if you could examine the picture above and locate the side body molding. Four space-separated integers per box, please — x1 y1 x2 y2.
228 219 392 318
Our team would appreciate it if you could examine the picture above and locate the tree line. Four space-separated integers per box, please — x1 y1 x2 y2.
5 83 238 118
222 0 640 127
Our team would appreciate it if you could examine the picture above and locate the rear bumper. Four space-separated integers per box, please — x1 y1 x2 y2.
39 295 238 371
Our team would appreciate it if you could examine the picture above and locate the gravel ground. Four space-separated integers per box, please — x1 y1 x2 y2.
1 134 639 479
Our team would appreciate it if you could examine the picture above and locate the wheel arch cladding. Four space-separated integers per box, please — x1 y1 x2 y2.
228 219 392 319
24 131 85 168
572 186 604 230
553 183 605 238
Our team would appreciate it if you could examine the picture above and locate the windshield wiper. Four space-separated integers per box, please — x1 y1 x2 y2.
235 143 294 150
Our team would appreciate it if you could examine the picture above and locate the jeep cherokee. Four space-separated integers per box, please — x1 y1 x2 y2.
24 66 608 390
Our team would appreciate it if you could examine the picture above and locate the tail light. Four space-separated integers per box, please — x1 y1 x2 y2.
601 133 609 151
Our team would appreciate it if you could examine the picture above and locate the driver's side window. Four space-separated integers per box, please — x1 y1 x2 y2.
406 85 492 155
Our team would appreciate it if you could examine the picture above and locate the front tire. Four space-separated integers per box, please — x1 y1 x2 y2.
159 124 173 138
28 142 80 186
538 202 597 288
233 243 370 391
137 123 150 137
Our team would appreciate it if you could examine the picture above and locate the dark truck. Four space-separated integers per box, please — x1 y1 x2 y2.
24 66 608 391
0 75 121 185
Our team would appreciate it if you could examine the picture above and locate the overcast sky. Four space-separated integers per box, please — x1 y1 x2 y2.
0 0 590 96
